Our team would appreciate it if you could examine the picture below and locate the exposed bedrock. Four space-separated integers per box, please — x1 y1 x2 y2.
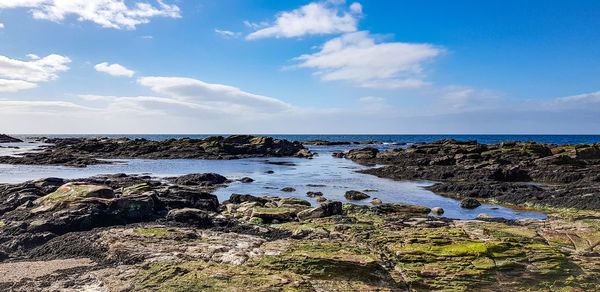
334 139 600 209
0 135 313 167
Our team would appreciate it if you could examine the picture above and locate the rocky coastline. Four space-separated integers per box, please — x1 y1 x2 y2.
0 134 22 143
0 135 312 167
0 172 598 290
334 139 600 210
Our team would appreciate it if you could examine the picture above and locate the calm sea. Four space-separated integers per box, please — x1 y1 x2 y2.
12 134 600 144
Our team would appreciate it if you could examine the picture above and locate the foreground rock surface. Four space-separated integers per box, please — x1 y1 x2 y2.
1 175 599 291
335 139 600 210
0 135 312 167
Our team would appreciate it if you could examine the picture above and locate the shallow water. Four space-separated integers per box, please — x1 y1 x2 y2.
0 142 545 220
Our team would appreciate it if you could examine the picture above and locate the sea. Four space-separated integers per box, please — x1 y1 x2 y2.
2 134 600 220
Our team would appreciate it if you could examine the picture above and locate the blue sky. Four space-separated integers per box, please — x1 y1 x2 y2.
0 0 599 134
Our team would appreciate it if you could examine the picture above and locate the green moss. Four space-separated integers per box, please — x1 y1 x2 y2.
252 207 293 214
133 228 175 235
122 183 152 195
279 198 311 206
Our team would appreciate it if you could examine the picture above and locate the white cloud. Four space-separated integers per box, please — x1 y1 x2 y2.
0 53 70 92
26 54 40 60
94 62 135 77
141 35 153 39
0 23 4 28
0 79 38 92
294 31 443 89
358 96 385 103
215 29 241 39
137 76 293 113
0 0 181 30
246 1 362 40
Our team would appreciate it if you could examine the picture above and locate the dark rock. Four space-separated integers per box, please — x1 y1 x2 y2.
306 191 323 197
344 190 370 200
166 208 212 226
460 198 482 209
168 173 227 186
281 187 296 192
229 194 267 205
0 134 22 143
240 177 254 183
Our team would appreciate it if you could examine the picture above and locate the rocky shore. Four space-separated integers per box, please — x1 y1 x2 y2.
334 140 600 210
0 135 312 167
0 134 22 143
0 173 598 291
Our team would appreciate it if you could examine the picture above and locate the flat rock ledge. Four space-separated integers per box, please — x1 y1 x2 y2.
0 135 312 167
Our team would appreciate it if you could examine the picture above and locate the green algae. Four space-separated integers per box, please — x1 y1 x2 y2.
133 228 176 235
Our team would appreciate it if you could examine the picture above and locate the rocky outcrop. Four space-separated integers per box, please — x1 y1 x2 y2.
0 134 22 143
0 135 313 167
335 140 600 210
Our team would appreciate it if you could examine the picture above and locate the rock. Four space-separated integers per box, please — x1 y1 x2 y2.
155 189 219 212
250 208 295 223
297 201 343 220
476 213 493 219
370 198 382 205
281 187 296 192
240 177 254 183
460 198 481 209
431 207 444 215
264 170 275 174
0 135 313 166
344 190 370 200
315 196 327 202
374 203 431 215
279 198 311 207
0 134 22 143
306 191 323 197
228 194 267 205
169 173 227 186
166 208 212 226
344 147 379 160
35 182 114 210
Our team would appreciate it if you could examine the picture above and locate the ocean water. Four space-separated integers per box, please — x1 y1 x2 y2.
0 135 560 220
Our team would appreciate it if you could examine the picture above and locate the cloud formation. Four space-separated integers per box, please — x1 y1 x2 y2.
0 0 180 30
294 31 443 89
246 1 361 40
215 29 241 39
95 62 135 77
0 23 4 28
0 53 71 91
137 76 293 114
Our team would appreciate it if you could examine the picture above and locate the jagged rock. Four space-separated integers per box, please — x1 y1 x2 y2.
460 198 481 209
344 190 370 200
297 201 343 220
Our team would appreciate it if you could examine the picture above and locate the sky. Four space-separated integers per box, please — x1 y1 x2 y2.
0 0 599 134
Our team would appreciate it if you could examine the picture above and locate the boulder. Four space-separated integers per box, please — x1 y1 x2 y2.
297 201 343 220
228 194 267 205
460 198 481 209
281 187 296 192
239 177 254 183
155 189 219 212
166 208 212 226
431 207 444 215
169 173 227 186
251 207 295 223
370 198 382 205
35 183 114 210
344 190 370 200
344 147 379 160
315 196 327 202
279 198 311 207
306 191 323 197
